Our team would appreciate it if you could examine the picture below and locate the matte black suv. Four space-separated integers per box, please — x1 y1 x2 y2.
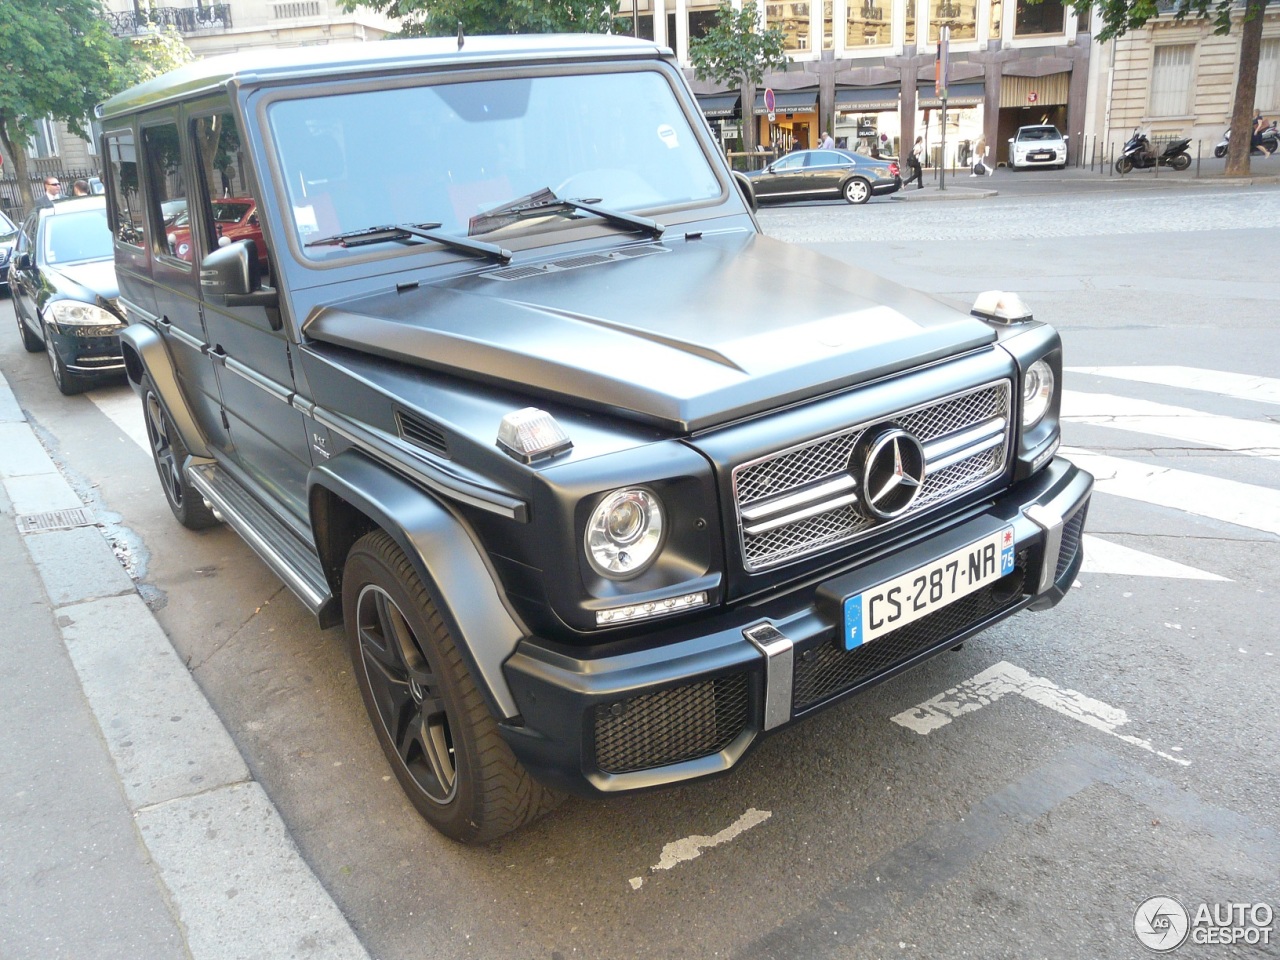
100 36 1092 842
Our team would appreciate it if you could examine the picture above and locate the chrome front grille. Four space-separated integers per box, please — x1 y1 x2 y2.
733 381 1012 571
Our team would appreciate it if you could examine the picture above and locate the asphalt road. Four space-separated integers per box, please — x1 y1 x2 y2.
2 172 1277 960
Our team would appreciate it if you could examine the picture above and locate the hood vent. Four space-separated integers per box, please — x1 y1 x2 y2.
487 244 667 281
395 409 448 458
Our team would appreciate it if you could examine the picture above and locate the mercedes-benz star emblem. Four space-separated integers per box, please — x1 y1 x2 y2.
858 427 926 519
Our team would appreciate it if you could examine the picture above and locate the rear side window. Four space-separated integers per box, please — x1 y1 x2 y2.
105 133 146 248
142 122 189 265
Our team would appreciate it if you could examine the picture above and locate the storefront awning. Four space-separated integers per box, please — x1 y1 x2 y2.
834 86 900 112
917 82 986 108
696 93 741 118
753 90 818 115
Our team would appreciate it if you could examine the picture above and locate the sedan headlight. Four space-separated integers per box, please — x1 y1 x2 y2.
1022 359 1055 427
585 487 665 579
47 300 122 327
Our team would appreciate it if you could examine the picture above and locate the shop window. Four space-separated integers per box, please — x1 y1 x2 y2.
1258 39 1280 111
1149 44 1194 117
928 0 976 43
105 133 145 249
847 0 891 47
1014 0 1064 36
766 1 811 52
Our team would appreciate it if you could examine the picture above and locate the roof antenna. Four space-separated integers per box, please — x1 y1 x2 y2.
457 22 464 50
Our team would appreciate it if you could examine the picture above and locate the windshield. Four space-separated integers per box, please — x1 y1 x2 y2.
43 209 113 265
1017 127 1061 141
268 69 721 259
0 210 15 234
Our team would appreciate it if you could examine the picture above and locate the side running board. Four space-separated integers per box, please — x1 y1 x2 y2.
186 462 336 623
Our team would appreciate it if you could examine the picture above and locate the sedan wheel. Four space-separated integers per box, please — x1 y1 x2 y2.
842 178 871 205
43 321 87 395
15 306 43 353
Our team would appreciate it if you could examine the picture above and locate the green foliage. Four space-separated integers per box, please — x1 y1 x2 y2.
688 1 788 88
0 0 120 146
1074 0 1269 42
111 25 197 92
336 0 621 38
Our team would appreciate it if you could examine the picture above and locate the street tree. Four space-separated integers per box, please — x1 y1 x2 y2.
0 0 120 210
688 1 788 153
112 25 196 91
336 0 620 38
1080 0 1272 176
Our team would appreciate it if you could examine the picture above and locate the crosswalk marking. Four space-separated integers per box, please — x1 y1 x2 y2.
1062 447 1280 537
1066 366 1280 406
1079 534 1230 581
1062 392 1280 460
88 385 150 455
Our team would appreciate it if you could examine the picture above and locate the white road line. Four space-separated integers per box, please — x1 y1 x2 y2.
1080 534 1230 581
628 808 771 890
891 661 1190 766
1062 392 1280 459
87 385 149 454
1061 448 1280 537
1066 366 1280 406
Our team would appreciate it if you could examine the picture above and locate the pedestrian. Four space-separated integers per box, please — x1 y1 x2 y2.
970 135 992 176
820 129 834 150
72 179 90 196
903 137 924 189
34 177 61 209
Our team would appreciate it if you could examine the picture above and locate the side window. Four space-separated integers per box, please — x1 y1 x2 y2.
105 133 146 248
142 123 188 265
191 110 268 282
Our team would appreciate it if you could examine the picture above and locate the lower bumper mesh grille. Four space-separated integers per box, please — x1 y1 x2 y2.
792 551 1029 712
593 673 751 775
1055 505 1088 582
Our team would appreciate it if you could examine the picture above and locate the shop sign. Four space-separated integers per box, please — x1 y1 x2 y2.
1028 91 1039 103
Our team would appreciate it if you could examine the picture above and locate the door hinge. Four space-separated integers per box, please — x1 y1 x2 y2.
220 410 230 430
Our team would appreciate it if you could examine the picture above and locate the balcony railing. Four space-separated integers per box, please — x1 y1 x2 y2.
105 4 232 36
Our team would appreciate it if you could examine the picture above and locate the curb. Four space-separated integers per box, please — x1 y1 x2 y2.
892 185 999 202
0 371 370 960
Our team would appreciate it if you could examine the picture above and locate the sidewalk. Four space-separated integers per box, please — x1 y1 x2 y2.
0 372 370 960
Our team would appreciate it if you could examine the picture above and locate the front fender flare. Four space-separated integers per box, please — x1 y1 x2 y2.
118 323 211 459
309 451 525 720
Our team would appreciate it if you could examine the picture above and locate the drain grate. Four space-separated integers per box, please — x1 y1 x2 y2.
16 507 96 533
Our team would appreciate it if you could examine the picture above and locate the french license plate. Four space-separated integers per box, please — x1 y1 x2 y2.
1030 152 1051 161
843 526 1015 650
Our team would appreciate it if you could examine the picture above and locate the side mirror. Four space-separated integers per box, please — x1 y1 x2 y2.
1063 134 1070 141
732 171 758 214
16 252 31 271
1007 138 1014 144
200 240 279 320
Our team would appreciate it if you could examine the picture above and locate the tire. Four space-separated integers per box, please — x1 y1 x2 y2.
1170 153 1191 171
842 178 871 205
43 321 88 395
343 531 562 843
141 376 221 529
1214 145 1227 159
1115 156 1133 174
15 305 43 353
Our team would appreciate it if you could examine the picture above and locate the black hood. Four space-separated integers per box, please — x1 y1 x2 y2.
303 232 995 432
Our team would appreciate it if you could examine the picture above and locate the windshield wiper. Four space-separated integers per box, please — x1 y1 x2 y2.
305 221 512 263
469 189 665 238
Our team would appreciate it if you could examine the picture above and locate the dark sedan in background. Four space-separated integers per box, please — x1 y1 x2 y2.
746 148 901 205
9 197 127 395
0 209 17 293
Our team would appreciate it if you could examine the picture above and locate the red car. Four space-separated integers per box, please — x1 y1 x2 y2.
167 198 267 267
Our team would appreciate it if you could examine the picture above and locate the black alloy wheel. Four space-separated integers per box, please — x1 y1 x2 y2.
343 531 561 843
42 321 87 395
141 376 220 529
15 305 42 353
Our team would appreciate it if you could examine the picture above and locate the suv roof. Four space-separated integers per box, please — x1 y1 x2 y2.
98 34 665 121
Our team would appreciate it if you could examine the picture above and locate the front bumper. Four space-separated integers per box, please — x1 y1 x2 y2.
1013 149 1063 167
47 324 126 377
501 457 1092 797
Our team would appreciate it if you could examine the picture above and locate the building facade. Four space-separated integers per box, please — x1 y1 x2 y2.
1086 5 1280 156
621 0 1093 165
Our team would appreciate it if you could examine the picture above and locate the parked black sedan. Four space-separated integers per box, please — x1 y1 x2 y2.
9 197 126 395
745 148 901 205
0 209 17 295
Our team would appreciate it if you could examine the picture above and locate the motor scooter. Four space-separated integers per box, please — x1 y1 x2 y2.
1115 129 1192 173
1214 124 1280 158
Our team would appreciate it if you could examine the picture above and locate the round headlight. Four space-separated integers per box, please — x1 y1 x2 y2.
1022 359 1055 427
585 487 664 579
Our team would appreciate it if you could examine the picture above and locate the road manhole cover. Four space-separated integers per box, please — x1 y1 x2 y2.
16 507 96 533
